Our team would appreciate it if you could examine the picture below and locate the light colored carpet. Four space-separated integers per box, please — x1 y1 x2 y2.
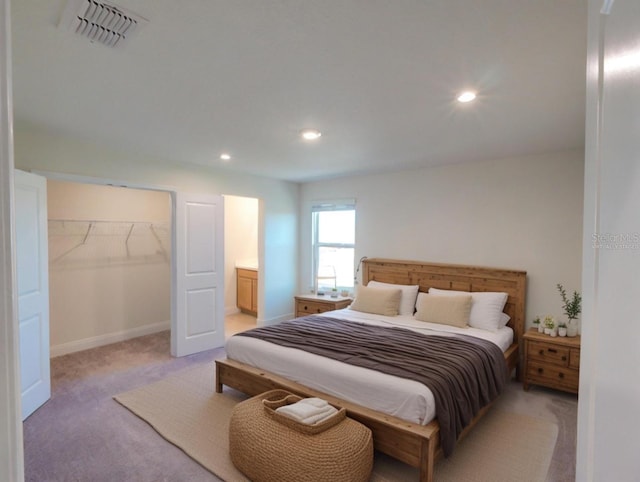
115 362 558 482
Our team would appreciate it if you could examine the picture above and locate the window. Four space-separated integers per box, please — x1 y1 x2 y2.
311 201 355 293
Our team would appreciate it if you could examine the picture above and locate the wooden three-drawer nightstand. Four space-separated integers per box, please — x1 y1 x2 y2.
294 294 352 318
523 329 581 394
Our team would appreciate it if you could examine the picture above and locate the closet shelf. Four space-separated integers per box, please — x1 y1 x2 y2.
48 219 170 266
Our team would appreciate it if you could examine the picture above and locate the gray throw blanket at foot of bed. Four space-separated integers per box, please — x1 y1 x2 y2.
236 315 509 457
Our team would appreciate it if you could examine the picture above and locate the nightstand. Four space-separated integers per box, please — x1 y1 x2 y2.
523 329 581 394
294 294 352 318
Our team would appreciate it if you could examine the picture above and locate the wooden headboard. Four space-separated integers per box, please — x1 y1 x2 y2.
362 258 527 347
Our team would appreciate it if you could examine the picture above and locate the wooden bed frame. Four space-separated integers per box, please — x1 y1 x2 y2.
216 258 527 482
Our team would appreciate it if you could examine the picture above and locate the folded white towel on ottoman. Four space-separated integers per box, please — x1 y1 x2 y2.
276 398 338 425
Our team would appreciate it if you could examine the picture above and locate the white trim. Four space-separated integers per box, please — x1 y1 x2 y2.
258 312 294 327
577 4 606 481
310 198 356 210
0 0 24 479
50 320 171 358
225 306 241 316
30 169 177 193
600 0 615 15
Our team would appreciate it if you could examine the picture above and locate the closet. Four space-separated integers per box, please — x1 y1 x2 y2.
47 179 171 356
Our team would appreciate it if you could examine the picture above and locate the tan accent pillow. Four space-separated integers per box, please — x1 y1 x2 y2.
414 293 472 328
367 281 419 316
350 285 402 316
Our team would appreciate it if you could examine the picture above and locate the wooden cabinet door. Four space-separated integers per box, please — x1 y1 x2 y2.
237 276 253 311
251 278 258 313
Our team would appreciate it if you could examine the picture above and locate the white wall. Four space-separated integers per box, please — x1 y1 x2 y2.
224 195 259 314
14 124 298 324
47 179 171 355
47 180 171 221
578 1 640 480
300 150 584 326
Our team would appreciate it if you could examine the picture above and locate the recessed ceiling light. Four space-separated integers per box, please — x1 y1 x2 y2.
300 128 322 141
457 91 477 103
220 153 231 161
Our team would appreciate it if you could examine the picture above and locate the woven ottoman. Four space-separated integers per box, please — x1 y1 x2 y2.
229 389 373 482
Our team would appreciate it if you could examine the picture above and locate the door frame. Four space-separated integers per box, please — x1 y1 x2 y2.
30 171 254 351
30 170 198 355
1 0 24 479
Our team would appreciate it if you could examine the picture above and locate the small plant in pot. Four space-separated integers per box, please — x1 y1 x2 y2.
543 315 555 335
532 316 542 333
558 322 567 337
557 283 581 337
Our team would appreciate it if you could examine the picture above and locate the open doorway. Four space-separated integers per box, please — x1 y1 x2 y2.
46 179 172 357
224 195 259 338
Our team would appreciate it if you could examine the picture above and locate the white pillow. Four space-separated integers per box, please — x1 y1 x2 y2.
414 293 472 328
428 288 508 332
499 313 511 327
350 284 402 316
367 280 419 316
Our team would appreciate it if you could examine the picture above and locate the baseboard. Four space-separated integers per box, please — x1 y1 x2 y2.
225 306 241 316
258 312 294 326
50 320 170 358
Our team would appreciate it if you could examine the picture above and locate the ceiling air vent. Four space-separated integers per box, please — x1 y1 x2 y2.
58 0 148 48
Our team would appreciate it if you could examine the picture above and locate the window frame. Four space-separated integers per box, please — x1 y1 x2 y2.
311 200 356 293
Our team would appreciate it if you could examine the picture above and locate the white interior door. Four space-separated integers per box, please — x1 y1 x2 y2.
14 169 50 420
172 192 224 356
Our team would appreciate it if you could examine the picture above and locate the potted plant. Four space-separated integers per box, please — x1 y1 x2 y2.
532 316 542 333
543 315 555 335
558 322 567 337
557 283 581 337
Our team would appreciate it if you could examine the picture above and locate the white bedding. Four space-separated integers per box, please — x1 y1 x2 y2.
225 308 513 426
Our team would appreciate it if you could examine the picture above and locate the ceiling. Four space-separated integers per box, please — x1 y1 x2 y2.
11 0 587 183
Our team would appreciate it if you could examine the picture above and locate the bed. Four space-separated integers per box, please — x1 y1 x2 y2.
216 258 527 482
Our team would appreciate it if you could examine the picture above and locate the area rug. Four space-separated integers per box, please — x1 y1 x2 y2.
114 362 558 482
